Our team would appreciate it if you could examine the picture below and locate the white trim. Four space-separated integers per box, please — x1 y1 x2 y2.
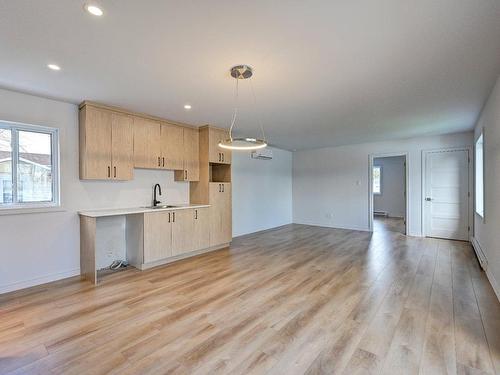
0 119 60 210
293 220 371 232
368 152 409 234
421 146 473 239
0 268 80 295
473 236 500 302
486 268 500 303
0 206 65 216
474 129 485 222
470 236 488 270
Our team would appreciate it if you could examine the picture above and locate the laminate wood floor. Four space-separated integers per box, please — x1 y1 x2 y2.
373 216 406 235
1 224 499 375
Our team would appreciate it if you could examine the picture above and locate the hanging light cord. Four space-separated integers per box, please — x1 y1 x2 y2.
250 76 266 142
228 78 239 141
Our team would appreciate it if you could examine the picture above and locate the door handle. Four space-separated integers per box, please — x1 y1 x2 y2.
425 197 432 201
114 166 116 178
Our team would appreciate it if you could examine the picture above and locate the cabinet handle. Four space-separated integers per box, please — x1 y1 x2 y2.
172 212 175 222
222 153 224 162
185 170 187 180
219 183 221 192
168 212 171 223
158 157 161 167
219 153 221 162
114 166 116 178
163 157 165 167
108 166 111 178
195 209 198 220
222 183 224 192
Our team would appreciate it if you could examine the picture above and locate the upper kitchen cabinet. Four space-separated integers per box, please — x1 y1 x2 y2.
133 117 162 169
79 104 133 180
79 101 203 180
175 127 199 182
208 127 231 164
111 113 134 180
160 123 184 170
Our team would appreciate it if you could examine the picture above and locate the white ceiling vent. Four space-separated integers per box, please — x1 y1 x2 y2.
251 148 273 160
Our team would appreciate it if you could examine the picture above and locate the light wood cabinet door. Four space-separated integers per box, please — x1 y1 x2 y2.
80 106 112 179
220 183 232 243
133 117 161 169
171 209 195 256
209 183 223 247
209 183 231 246
160 123 184 170
193 207 209 251
111 113 133 180
143 211 172 263
219 129 231 165
208 128 231 164
175 127 199 181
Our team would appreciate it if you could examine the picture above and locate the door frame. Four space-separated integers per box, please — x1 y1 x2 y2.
421 146 473 239
368 152 409 233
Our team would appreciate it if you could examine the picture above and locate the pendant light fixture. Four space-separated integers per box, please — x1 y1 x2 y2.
218 65 268 151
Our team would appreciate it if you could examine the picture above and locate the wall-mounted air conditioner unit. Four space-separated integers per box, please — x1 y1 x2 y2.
251 148 273 160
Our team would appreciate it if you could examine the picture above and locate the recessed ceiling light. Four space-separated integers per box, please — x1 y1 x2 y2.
84 4 104 16
184 104 192 110
47 64 61 71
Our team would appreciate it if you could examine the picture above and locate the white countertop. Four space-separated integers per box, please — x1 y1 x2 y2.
78 204 210 218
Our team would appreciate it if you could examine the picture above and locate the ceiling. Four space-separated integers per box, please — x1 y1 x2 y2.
1 0 499 150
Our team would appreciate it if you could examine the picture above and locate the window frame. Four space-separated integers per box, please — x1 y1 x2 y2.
0 120 60 211
373 165 382 195
475 131 484 220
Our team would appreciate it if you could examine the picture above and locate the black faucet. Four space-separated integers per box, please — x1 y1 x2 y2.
153 184 162 207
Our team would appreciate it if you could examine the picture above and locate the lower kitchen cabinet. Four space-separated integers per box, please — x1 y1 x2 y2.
171 209 194 256
140 207 211 266
193 207 210 251
143 211 172 263
209 182 232 247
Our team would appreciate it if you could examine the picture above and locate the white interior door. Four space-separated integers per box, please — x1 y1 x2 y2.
424 149 469 240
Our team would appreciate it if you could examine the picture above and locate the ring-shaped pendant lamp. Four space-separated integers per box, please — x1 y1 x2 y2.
218 65 268 151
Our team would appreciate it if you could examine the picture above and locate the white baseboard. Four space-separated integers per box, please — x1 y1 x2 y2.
471 236 488 270
486 268 500 302
293 221 370 232
470 236 500 302
0 268 80 295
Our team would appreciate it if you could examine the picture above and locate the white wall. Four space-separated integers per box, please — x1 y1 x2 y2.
232 147 293 237
473 76 500 299
373 156 406 218
293 132 473 235
0 88 189 293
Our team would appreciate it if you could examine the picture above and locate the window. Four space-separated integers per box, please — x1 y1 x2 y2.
373 165 382 194
0 121 59 209
475 133 484 218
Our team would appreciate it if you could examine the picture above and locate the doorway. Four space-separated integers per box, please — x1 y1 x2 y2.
423 148 471 241
369 153 408 235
